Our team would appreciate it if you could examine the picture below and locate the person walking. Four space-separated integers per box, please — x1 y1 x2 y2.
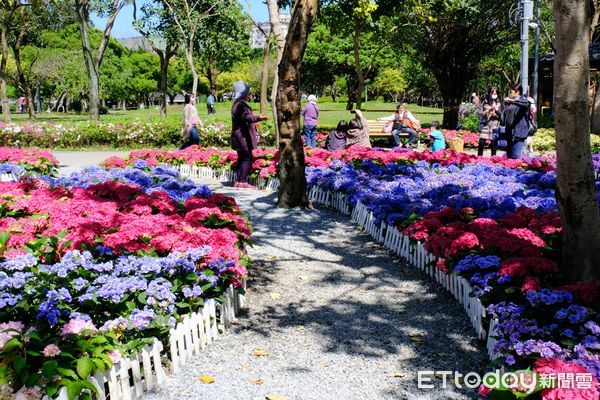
207 91 216 115
179 94 200 150
503 84 531 159
231 81 268 189
477 87 502 157
301 95 319 148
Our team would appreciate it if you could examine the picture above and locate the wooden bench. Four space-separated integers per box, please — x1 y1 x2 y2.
365 119 423 146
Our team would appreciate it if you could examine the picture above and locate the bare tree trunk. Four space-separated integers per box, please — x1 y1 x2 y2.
267 0 285 145
260 36 271 115
276 0 319 209
76 0 100 120
352 22 364 110
159 52 168 118
185 50 199 97
0 20 12 123
207 64 218 93
12 44 35 120
554 0 600 282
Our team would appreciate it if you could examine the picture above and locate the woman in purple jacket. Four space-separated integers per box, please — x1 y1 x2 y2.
231 81 268 189
301 95 319 148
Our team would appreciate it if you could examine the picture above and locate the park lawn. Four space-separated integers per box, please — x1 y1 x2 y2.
9 100 443 131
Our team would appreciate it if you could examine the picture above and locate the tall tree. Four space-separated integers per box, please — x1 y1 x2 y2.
0 0 25 122
553 0 600 281
276 0 319 208
163 0 227 97
380 0 513 128
133 0 177 117
9 2 45 119
267 0 284 143
196 1 250 93
74 0 128 120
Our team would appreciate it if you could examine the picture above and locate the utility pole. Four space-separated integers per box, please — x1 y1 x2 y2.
519 0 534 94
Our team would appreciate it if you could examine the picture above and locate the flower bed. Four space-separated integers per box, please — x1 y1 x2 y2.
0 165 252 399
105 146 557 186
0 147 58 177
303 158 600 397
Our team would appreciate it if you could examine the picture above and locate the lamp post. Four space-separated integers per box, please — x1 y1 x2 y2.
519 0 534 95
532 0 541 122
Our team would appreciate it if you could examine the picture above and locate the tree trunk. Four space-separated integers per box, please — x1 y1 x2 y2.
352 22 364 110
0 21 11 123
185 49 198 97
267 0 285 145
260 36 271 115
76 1 100 121
554 0 600 282
442 97 460 129
276 0 319 209
159 52 168 117
207 64 218 93
12 44 36 120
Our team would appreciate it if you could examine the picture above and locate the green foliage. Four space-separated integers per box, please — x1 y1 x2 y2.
373 68 407 102
460 113 480 132
533 128 600 152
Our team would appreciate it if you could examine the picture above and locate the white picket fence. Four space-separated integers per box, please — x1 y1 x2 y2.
0 173 19 182
41 284 245 400
175 167 502 356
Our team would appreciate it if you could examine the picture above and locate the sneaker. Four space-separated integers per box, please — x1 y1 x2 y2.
236 182 256 189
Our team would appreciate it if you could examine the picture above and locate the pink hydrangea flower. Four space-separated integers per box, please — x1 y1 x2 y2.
42 344 61 358
108 349 122 365
60 318 97 336
0 321 24 348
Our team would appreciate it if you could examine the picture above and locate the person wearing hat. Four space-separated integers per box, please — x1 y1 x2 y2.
301 94 319 148
231 80 268 189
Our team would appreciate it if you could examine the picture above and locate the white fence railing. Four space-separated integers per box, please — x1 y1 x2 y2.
40 284 245 400
176 166 501 359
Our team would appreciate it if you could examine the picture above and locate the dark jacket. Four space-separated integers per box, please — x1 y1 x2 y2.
326 130 346 151
503 96 530 140
231 100 260 152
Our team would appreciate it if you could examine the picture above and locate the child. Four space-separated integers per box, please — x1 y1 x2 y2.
429 121 445 152
326 120 348 151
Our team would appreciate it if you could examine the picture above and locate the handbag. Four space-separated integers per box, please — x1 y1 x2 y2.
383 121 393 133
527 116 537 137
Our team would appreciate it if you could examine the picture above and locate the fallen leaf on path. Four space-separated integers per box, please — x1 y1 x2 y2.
298 275 309 281
249 378 265 385
270 292 281 300
356 227 365 232
296 325 305 331
265 395 287 400
240 364 250 370
199 375 215 384
266 256 278 261
254 348 269 357
389 371 405 378
409 334 424 343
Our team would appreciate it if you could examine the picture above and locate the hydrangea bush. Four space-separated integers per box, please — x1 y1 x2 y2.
0 164 252 399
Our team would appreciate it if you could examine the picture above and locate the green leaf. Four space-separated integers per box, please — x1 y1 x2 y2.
13 357 26 375
57 367 79 380
25 372 42 387
45 384 58 397
65 380 81 400
77 357 93 379
42 360 58 379
2 337 23 351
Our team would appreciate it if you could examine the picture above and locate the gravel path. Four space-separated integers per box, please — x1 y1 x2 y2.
145 181 486 400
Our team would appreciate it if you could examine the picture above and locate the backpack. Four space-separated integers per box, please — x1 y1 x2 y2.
526 107 537 137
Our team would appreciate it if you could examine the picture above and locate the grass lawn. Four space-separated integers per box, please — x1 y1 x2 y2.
9 100 443 130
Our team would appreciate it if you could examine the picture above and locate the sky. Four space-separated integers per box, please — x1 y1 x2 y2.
91 0 270 39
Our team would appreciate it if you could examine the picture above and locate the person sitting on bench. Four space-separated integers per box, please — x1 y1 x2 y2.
380 103 421 147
